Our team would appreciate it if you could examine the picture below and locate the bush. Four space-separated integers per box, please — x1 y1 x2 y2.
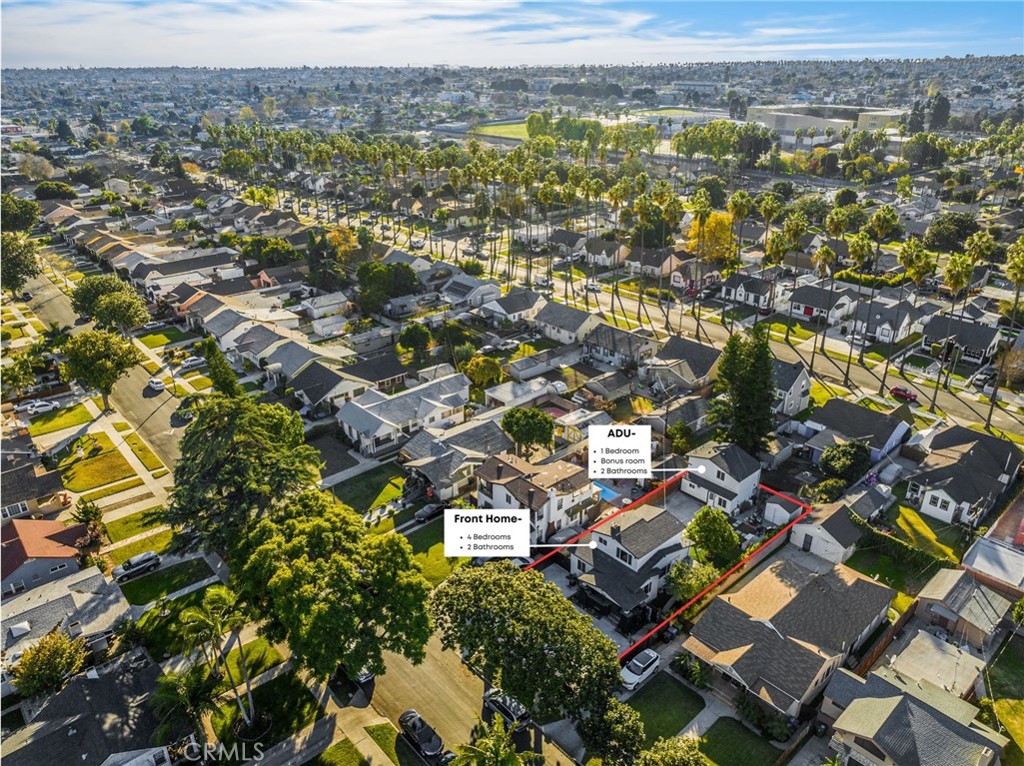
819 442 871 483
764 714 791 742
814 478 847 502
834 269 905 289
643 287 675 302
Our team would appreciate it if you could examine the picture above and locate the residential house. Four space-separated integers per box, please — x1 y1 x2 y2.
337 373 470 457
1 435 66 523
569 504 692 619
773 359 810 417
720 272 775 311
961 537 1024 601
202 308 257 351
583 324 659 368
441 273 502 308
475 454 597 544
480 287 547 327
670 257 721 293
162 281 206 317
300 290 352 319
531 302 603 345
484 379 554 409
554 407 614 444
2 519 86 598
921 315 1001 366
890 630 985 699
1 567 130 697
229 323 289 368
129 248 242 301
254 264 307 289
915 568 1011 651
582 238 629 268
624 246 683 278
681 441 762 515
289 361 363 415
401 419 514 502
337 354 412 393
822 667 1007 766
787 284 857 326
683 560 894 718
641 335 722 394
907 425 1022 526
639 395 711 439
264 340 322 386
800 399 911 465
583 370 634 402
507 344 582 382
789 501 863 563
548 228 587 254
853 297 928 344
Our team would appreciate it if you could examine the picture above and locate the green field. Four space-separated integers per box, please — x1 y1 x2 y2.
627 672 705 747
473 122 530 140
137 326 196 348
27 403 94 436
106 506 165 542
58 432 136 492
404 520 468 587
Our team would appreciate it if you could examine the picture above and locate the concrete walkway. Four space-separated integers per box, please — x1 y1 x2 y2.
319 453 384 487
303 672 398 766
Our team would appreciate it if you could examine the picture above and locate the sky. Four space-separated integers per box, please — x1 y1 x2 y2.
1 1 1021 69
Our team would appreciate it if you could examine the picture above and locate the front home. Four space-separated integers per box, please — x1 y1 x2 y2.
1 519 86 598
531 301 603 345
337 373 470 457
1 435 66 524
681 441 761 515
684 560 894 719
641 335 722 394
582 237 629 268
401 419 514 503
441 273 502 308
548 228 587 254
475 454 598 544
799 399 911 466
852 297 928 344
907 425 1022 527
480 287 547 328
787 284 857 326
583 323 659 368
920 315 1001 366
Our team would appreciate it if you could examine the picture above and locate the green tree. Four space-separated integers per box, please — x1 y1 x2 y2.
71 274 135 317
1012 597 1024 625
708 325 775 455
667 560 721 605
577 697 645 766
988 237 1024 426
202 337 243 397
464 355 503 388
94 290 149 335
163 394 321 551
637 736 710 766
500 407 554 457
1 351 36 397
34 181 77 200
451 717 526 766
152 662 218 746
62 330 144 411
236 489 432 679
11 630 87 698
220 149 254 185
1 193 41 231
930 252 973 412
814 478 847 503
666 421 696 455
685 506 740 567
241 236 298 267
398 323 432 365
1 232 40 296
430 561 621 722
818 442 871 484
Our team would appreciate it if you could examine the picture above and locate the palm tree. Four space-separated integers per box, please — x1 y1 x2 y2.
451 718 526 766
986 236 1024 427
758 193 782 250
879 237 925 395
809 244 837 375
929 252 973 413
152 662 218 746
782 211 809 342
727 190 752 256
689 189 713 342
845 231 874 385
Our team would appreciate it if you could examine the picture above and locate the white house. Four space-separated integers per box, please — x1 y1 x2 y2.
681 441 762 515
531 301 603 345
300 291 352 319
773 359 810 417
789 502 863 563
583 323 659 368
787 284 857 326
480 288 547 327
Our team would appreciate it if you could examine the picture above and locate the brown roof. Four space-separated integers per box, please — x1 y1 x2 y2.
1 519 86 579
476 455 590 511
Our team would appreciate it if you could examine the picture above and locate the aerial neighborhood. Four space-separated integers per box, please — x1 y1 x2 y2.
0 18 1023 766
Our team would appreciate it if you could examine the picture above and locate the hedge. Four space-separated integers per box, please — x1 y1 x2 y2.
834 269 907 289
848 509 944 571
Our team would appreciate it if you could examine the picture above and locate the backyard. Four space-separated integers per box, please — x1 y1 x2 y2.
883 503 970 563
990 635 1024 766
699 717 781 766
117 558 214 605
845 547 934 614
403 520 467 587
627 672 705 748
58 432 136 492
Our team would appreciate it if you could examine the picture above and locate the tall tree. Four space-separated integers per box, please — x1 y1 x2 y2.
464 355 503 387
71 274 136 317
809 244 837 375
236 489 432 679
879 237 924 393
1 232 40 297
398 323 432 365
637 737 710 766
62 330 144 410
12 631 87 698
451 718 525 766
929 252 973 412
93 290 149 335
685 506 740 567
500 407 554 457
1 193 41 231
987 237 1024 427
163 394 321 551
577 697 645 766
202 337 243 397
152 663 219 746
708 324 775 455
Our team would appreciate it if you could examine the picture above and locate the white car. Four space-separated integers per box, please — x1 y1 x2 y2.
497 340 519 352
148 378 166 392
479 345 497 355
410 238 425 249
26 400 61 415
620 648 660 691
179 356 205 370
142 320 166 331
585 283 602 293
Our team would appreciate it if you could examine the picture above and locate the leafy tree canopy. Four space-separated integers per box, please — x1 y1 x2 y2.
12 630 87 698
1 193 41 231
685 506 740 567
1 232 40 296
500 407 554 457
61 330 144 410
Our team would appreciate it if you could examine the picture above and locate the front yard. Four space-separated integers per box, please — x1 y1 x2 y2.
136 326 197 349
699 717 781 765
117 558 214 605
105 505 164 543
306 739 368 766
58 432 136 492
27 403 94 436
122 432 164 471
206 637 286 694
136 584 213 658
363 723 423 766
332 465 406 516
108 528 174 565
627 672 705 747
403 520 467 587
990 635 1024 766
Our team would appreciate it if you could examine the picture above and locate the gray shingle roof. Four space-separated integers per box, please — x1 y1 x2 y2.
917 568 1011 634
534 301 594 332
653 336 722 378
606 503 686 558
811 399 907 450
687 441 760 480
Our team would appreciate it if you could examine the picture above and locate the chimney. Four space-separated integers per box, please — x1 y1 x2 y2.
611 523 621 539
527 488 536 508
496 463 503 479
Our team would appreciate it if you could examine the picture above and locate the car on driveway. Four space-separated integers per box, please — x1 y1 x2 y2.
497 339 519 352
147 378 166 392
620 648 660 690
479 344 496 355
179 356 205 370
112 551 161 583
484 688 531 732
20 292 32 301
142 320 166 331
26 400 61 415
889 386 918 403
399 710 444 759
414 503 445 523
585 282 602 293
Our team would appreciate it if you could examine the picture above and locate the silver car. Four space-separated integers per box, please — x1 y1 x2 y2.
112 551 161 583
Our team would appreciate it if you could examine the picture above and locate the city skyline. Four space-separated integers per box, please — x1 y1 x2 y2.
2 0 1021 69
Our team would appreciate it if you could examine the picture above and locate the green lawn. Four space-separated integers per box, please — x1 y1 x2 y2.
699 717 780 766
187 375 214 391
142 360 161 375
885 504 969 563
332 465 406 515
211 671 322 763
305 739 369 766
404 520 467 587
363 723 423 766
27 403 94 436
137 326 196 348
206 638 286 694
767 319 814 341
58 432 136 492
472 121 529 140
80 476 145 503
136 584 213 658
122 432 164 471
106 506 165 542
118 558 213 604
990 635 1024 766
108 529 174 566
627 672 705 747
810 380 849 408
845 547 932 614
113 421 133 432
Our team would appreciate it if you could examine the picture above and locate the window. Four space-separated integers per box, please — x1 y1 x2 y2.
716 469 725 482
49 563 68 574
717 497 727 509
929 495 939 506
598 537 608 546
939 499 950 511
616 548 633 566
1 501 29 519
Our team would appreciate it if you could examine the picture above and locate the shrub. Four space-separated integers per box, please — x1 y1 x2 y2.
814 478 847 502
834 269 906 289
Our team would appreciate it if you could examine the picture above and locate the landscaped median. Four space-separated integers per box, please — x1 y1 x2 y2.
122 432 164 472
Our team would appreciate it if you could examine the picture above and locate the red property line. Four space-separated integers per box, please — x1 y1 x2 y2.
522 476 814 662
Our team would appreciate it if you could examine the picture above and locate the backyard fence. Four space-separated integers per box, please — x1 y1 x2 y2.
851 602 917 676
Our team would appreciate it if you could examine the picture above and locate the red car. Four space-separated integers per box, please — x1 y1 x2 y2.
889 386 918 403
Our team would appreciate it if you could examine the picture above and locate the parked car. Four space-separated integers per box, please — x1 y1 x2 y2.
179 356 205 370
142 320 166 331
846 332 867 347
410 238 425 249
399 710 444 759
889 386 918 403
497 339 519 352
112 551 161 583
20 292 32 301
585 282 602 293
484 688 531 732
147 378 166 392
414 503 445 523
534 276 551 287
26 400 61 415
479 344 496 355
620 648 660 690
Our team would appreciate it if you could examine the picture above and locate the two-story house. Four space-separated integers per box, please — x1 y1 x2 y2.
681 441 761 515
475 454 598 544
773 359 810 417
583 323 659 368
2 519 86 598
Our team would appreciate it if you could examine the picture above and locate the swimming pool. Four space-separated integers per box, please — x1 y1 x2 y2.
593 481 620 503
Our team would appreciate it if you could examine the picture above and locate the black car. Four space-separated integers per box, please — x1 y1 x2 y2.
399 710 444 758
484 688 531 732
413 503 445 523
20 292 32 301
